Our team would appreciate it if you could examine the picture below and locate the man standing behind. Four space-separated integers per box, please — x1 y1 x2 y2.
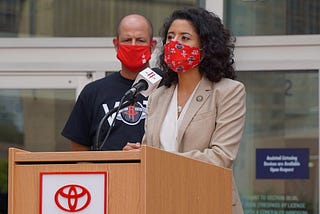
61 14 157 151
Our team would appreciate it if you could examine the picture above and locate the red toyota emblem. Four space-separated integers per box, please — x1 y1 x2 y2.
54 184 91 212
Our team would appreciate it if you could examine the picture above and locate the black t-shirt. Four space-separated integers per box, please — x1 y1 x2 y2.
61 71 148 150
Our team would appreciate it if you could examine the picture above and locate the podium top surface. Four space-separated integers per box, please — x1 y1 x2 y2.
9 146 231 174
9 147 141 163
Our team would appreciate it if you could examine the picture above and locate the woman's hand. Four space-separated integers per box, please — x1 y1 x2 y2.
123 142 141 151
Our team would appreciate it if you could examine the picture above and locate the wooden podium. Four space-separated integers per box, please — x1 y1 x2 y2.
8 145 232 213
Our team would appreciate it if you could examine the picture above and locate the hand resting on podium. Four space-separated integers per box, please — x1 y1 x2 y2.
123 142 141 151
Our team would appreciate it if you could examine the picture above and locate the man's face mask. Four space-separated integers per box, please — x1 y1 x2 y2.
164 40 201 73
116 42 151 73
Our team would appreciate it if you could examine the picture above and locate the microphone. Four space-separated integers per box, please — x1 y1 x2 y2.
124 67 162 98
124 79 148 98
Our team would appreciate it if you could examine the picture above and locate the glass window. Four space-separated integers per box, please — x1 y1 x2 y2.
236 70 319 214
224 0 320 36
0 89 75 153
0 88 75 213
0 0 204 37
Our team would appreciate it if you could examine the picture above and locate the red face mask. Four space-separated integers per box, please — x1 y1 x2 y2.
116 43 151 73
164 40 201 73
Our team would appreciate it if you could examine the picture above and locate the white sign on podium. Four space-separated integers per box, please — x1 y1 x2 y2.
40 172 108 214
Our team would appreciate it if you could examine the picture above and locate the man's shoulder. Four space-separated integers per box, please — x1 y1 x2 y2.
85 72 120 88
95 72 121 84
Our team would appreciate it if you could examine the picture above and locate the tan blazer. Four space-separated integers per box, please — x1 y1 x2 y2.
142 76 246 214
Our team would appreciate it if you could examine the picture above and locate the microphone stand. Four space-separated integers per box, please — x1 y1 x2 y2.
93 96 136 151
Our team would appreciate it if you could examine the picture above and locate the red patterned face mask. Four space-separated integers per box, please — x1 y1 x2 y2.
116 43 151 73
164 40 201 73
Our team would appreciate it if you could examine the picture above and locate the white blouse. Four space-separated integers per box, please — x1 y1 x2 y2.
160 84 199 152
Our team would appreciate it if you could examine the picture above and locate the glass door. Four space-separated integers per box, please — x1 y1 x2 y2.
236 70 319 214
0 71 92 214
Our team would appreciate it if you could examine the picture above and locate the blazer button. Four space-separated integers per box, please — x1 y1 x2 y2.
196 96 203 102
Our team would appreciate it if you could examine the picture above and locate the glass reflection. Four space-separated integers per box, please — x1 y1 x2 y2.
0 0 201 37
236 70 319 214
224 0 320 35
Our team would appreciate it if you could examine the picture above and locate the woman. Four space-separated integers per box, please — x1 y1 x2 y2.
124 7 246 214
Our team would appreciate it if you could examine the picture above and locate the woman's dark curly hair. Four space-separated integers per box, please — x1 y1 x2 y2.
159 7 236 87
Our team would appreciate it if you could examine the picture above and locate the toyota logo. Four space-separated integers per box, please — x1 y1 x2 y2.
54 184 91 212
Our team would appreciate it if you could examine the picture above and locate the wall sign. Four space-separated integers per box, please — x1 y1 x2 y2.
256 148 309 179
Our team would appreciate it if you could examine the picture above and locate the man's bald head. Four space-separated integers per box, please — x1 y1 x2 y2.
116 14 154 40
113 13 157 78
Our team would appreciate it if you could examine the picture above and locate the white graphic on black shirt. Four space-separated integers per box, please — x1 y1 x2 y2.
102 101 147 126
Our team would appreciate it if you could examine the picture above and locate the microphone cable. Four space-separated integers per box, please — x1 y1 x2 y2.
94 95 136 151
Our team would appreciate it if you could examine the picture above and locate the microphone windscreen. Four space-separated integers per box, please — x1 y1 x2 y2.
132 68 162 97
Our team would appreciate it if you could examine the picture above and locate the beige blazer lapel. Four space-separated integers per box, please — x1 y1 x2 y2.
177 77 212 151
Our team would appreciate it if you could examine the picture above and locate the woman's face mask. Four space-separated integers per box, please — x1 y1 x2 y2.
164 40 201 73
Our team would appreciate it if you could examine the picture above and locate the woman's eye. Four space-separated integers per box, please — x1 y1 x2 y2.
167 35 174 40
182 36 190 41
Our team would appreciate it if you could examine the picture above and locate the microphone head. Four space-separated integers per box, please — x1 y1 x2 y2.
132 67 162 97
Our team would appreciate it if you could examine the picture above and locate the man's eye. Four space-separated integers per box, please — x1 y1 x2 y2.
121 39 131 43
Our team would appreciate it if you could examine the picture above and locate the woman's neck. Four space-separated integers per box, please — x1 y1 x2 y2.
177 68 202 110
178 69 201 93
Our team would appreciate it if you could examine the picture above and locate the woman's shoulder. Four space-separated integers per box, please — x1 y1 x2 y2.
148 84 175 106
206 78 246 100
152 84 173 95
212 78 245 91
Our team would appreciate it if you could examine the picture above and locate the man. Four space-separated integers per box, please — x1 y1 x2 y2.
61 14 157 151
